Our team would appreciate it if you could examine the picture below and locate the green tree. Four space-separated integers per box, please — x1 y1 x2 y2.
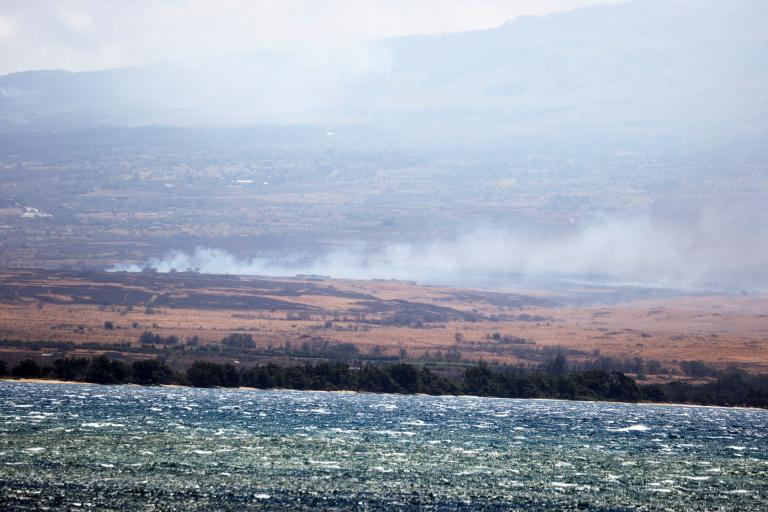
221 333 256 349
547 352 568 376
388 364 421 393
85 355 130 384
53 358 89 380
186 361 239 387
11 359 43 378
132 359 174 385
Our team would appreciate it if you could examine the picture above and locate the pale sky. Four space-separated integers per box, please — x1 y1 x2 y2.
0 0 622 74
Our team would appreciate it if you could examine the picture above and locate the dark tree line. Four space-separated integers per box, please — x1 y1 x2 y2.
640 370 768 408
1 356 766 407
1 356 175 385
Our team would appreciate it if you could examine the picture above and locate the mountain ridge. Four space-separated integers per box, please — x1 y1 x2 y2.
1 0 766 152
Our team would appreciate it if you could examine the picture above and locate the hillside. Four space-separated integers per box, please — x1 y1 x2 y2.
1 0 766 153
1 269 766 378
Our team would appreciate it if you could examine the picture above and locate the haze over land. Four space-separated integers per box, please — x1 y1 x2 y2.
0 0 766 291
2 0 766 147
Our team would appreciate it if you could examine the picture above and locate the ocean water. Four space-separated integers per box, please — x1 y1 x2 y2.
0 382 766 510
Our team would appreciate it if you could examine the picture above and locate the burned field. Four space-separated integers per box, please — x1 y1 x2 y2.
0 268 767 380
0 268 535 318
0 268 550 367
0 269 370 311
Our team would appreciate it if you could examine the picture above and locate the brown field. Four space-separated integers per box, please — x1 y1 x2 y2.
0 268 767 376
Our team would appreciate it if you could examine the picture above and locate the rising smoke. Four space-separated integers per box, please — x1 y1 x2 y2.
111 210 768 292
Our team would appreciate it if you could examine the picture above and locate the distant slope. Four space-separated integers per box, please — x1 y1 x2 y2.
0 0 766 152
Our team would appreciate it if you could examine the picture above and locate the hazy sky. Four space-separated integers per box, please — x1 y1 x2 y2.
0 0 623 74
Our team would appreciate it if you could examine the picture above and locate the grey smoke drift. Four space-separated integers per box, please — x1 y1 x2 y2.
111 213 768 292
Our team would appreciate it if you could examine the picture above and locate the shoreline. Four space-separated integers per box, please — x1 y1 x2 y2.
2 377 764 411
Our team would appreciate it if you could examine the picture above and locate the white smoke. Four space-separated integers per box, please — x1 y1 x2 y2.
110 213 768 291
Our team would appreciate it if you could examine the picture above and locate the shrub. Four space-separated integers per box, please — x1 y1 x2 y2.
221 333 255 349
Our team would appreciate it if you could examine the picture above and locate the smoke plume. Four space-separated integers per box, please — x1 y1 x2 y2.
111 211 768 292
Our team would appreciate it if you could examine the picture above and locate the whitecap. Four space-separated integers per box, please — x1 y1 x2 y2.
611 424 651 432
374 430 416 436
401 420 431 427
81 422 125 428
308 460 342 469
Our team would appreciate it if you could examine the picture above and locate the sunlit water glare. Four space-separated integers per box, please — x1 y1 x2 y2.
1 382 766 510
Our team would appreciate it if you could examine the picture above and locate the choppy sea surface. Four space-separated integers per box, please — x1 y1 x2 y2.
1 382 766 510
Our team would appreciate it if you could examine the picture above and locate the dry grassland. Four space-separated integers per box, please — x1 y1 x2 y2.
0 269 766 372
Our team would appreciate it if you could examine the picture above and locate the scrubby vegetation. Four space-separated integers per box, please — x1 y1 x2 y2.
1 355 767 407
640 371 768 408
139 331 179 346
3 356 175 385
131 359 175 385
187 361 240 387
